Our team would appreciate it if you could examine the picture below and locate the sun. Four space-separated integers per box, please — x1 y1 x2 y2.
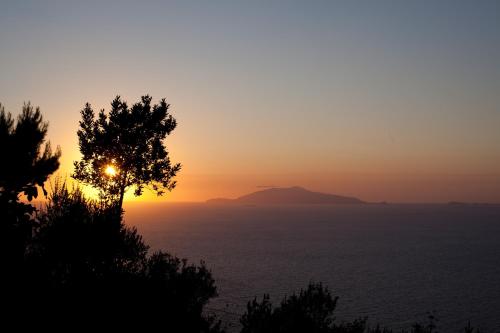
104 165 117 177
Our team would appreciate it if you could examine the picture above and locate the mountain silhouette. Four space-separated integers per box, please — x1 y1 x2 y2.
207 186 365 205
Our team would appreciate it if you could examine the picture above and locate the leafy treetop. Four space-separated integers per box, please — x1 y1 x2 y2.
73 95 181 208
0 102 61 203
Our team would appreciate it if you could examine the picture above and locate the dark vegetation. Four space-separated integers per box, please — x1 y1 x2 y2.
240 285 481 333
0 99 486 332
73 95 181 210
1 99 220 331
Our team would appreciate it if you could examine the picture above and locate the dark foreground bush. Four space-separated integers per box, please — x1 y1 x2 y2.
240 283 366 333
240 284 484 333
4 182 223 332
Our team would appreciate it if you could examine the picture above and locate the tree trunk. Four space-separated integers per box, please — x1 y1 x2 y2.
118 186 125 211
117 172 127 211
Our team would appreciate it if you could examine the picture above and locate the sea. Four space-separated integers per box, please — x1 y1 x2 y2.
124 203 500 332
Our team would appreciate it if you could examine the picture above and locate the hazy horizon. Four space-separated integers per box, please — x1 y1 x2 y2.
1 0 499 203
132 185 500 204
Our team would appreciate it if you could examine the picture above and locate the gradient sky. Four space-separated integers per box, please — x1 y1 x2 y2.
1 0 499 203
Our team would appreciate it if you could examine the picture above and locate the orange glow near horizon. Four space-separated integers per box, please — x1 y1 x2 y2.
3 2 500 204
47 127 500 205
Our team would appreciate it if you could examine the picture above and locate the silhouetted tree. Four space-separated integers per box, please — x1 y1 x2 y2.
73 95 181 209
240 283 366 333
0 103 60 202
0 102 60 276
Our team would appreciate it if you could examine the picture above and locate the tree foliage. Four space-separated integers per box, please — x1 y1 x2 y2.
0 102 60 203
20 180 223 332
0 102 60 275
240 287 483 333
27 179 148 286
73 95 181 208
241 283 366 333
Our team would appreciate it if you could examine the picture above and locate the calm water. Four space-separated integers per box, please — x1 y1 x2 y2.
125 203 500 332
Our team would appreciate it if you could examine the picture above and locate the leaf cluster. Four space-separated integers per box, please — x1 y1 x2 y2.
73 95 180 202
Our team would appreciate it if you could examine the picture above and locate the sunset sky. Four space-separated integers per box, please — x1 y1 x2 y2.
1 0 499 203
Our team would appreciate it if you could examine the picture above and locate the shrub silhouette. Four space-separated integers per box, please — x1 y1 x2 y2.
240 282 366 333
241 287 482 333
21 180 223 332
26 180 147 288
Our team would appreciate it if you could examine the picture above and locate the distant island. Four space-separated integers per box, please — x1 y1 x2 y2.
207 186 365 205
